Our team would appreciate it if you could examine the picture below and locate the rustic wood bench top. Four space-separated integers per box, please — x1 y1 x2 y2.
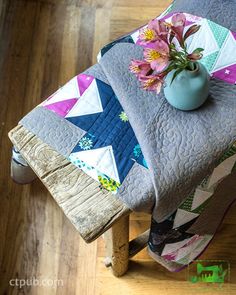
8 124 131 243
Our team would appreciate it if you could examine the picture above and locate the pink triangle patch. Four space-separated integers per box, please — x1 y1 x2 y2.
231 31 236 41
44 98 78 117
77 74 94 96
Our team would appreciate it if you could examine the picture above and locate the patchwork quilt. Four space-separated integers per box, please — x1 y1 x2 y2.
17 0 236 271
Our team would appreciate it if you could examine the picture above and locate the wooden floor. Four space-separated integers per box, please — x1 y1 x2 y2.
0 0 236 294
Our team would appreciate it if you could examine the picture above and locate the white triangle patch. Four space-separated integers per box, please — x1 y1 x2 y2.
187 235 213 263
44 76 80 106
66 79 103 117
161 237 193 256
191 189 213 211
131 30 140 43
187 19 219 58
212 33 236 72
70 146 120 183
69 154 99 183
175 254 191 265
173 209 199 229
174 235 204 262
207 154 236 188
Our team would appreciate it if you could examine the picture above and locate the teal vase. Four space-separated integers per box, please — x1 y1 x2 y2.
163 62 210 111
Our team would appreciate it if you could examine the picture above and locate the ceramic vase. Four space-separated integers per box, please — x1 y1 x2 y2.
164 62 210 111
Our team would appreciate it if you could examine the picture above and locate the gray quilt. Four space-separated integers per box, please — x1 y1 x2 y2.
18 0 236 271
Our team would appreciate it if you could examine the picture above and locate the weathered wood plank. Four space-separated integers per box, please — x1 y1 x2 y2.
8 124 131 243
104 215 129 276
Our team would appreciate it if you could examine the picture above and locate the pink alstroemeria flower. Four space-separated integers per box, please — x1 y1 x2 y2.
139 75 164 94
171 13 186 46
144 40 170 72
129 60 152 77
139 27 158 44
148 19 169 43
129 13 203 94
139 19 169 44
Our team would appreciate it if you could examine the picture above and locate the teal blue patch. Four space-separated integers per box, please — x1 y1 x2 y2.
142 158 148 168
69 157 93 171
133 144 141 158
207 19 229 48
201 51 219 72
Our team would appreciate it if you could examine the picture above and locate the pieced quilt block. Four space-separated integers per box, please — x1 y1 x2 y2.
100 12 236 85
149 143 236 267
42 74 148 193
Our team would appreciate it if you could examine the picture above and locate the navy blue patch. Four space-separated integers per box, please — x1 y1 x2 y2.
68 78 147 183
148 215 196 255
100 35 135 57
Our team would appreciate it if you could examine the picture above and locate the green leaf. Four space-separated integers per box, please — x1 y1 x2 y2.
166 61 175 68
165 62 176 72
174 55 183 61
175 62 185 68
165 64 177 73
192 47 204 53
170 68 184 84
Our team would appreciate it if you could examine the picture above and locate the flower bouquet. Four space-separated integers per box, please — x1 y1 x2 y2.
129 13 204 94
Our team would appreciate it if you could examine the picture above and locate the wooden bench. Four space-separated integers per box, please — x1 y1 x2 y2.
9 124 150 277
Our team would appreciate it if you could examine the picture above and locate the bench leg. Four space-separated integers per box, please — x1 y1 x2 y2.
11 147 37 184
104 215 129 277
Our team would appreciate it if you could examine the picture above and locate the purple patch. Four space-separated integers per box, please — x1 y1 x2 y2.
162 253 177 261
231 31 236 41
212 64 236 84
77 74 94 96
44 98 78 117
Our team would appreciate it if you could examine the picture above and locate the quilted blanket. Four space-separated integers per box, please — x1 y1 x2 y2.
17 0 236 271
